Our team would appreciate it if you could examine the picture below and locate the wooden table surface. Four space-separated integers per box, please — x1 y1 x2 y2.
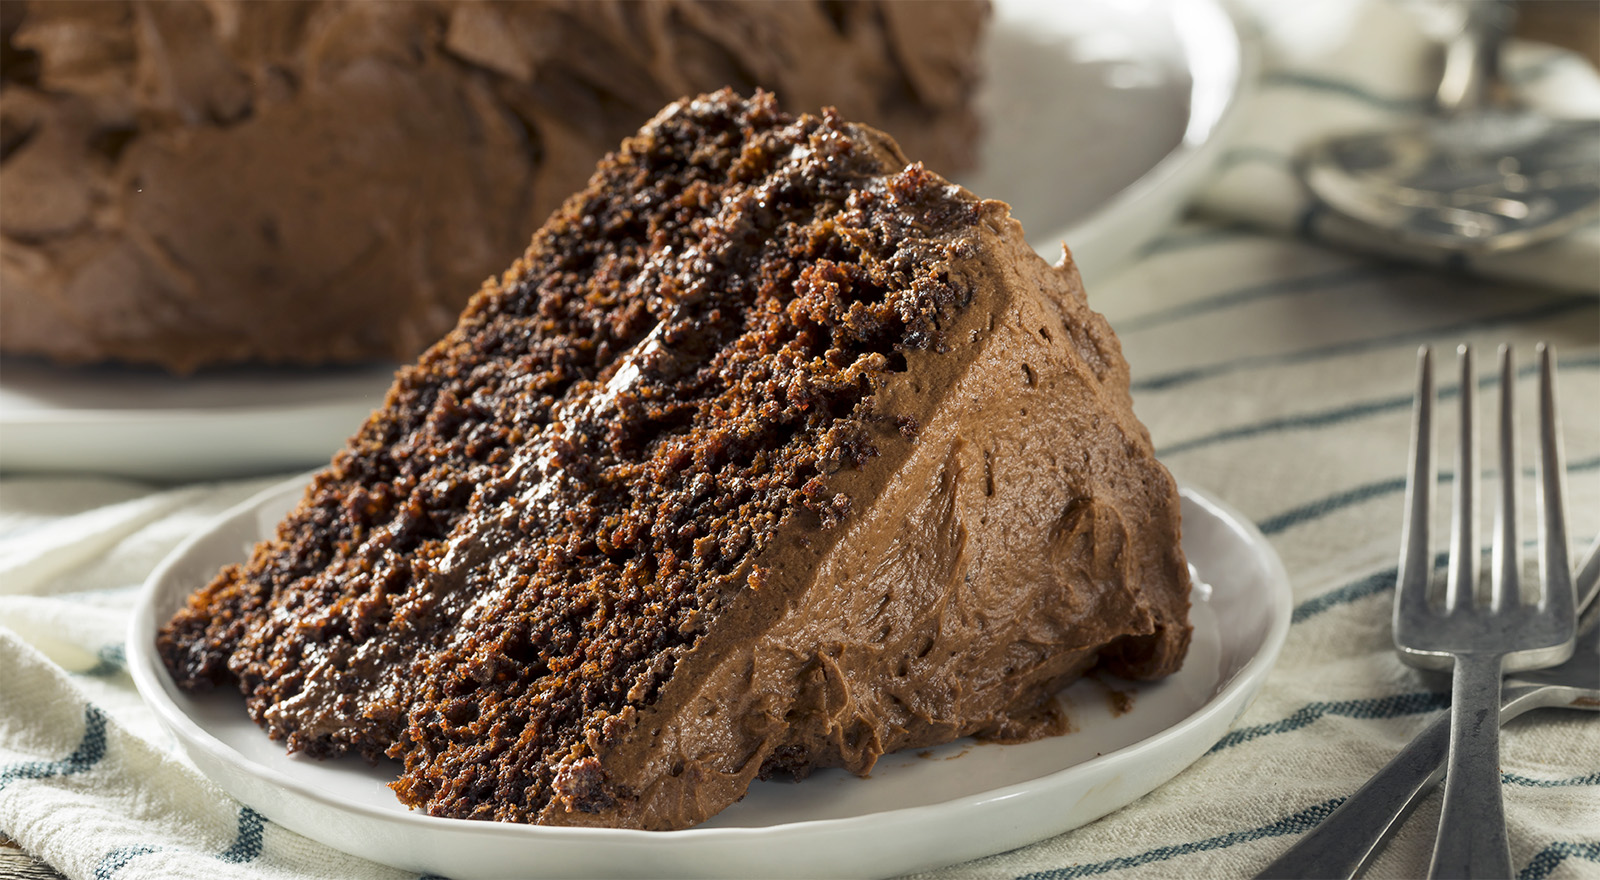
2 833 66 880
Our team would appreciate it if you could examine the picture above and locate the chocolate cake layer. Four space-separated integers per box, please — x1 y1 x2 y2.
157 90 1190 830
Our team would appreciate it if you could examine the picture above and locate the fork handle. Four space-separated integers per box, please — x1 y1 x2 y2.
1432 652 1512 879
1253 685 1559 880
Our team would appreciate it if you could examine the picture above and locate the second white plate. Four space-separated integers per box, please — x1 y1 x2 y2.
0 0 1250 482
128 480 1291 879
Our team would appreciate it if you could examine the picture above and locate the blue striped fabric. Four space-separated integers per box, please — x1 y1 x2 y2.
1013 800 1347 880
1208 692 1452 753
1504 772 1600 789
1112 264 1406 334
1520 842 1600 880
215 808 266 865
1257 456 1600 538
1293 565 1401 624
82 644 127 679
0 700 279 877
1129 297 1595 393
84 807 269 880
93 845 162 880
1156 356 1600 459
0 705 106 792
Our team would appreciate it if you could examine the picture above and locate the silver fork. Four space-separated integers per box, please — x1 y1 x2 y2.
1396 342 1577 878
1253 536 1600 880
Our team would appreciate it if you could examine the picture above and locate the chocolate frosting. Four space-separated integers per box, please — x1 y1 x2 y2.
0 0 986 372
548 197 1192 829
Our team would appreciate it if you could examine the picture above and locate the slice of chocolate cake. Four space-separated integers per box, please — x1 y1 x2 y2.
157 90 1191 830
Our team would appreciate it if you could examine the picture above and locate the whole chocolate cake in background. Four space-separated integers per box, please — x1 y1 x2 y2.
157 90 1191 830
0 0 986 373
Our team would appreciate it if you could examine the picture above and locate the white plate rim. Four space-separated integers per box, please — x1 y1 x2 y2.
1052 0 1258 280
128 477 1291 876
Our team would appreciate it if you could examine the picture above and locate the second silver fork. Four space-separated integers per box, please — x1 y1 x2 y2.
1395 343 1577 879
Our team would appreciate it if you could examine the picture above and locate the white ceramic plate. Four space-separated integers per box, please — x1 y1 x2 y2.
0 361 398 481
965 0 1252 284
0 0 1251 483
128 480 1290 880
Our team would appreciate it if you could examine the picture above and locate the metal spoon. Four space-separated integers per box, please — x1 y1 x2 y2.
1256 534 1600 879
1297 1 1600 253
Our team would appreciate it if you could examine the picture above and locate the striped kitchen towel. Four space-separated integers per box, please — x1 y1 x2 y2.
0 477 422 880
1198 0 1600 293
2 221 1597 880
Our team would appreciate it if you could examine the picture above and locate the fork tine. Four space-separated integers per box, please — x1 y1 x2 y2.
1537 342 1574 618
1493 344 1519 612
1398 346 1436 620
1448 344 1479 611
1385 342 1579 879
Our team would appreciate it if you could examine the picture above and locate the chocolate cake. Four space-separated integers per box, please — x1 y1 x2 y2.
157 90 1191 830
0 0 986 373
